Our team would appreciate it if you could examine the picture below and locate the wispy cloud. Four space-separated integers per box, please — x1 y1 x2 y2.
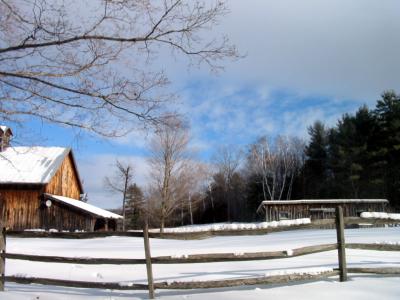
179 81 365 156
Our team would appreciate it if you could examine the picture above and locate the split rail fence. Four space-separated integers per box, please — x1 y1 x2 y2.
1 207 400 299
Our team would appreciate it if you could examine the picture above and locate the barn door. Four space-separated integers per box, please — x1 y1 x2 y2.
0 194 5 229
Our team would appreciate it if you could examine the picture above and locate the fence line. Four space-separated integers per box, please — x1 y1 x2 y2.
2 253 146 265
3 243 399 266
1 208 400 298
4 276 148 290
5 216 398 240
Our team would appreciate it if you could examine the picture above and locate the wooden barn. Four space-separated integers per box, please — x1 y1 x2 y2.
258 199 389 222
0 130 122 231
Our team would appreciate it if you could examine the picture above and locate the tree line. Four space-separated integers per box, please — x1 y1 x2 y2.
109 91 400 231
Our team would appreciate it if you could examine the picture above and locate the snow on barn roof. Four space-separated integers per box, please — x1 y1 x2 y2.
45 194 123 219
0 125 11 133
0 146 74 185
260 199 389 205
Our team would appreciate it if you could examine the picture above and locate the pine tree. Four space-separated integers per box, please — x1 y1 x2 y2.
304 121 330 198
373 91 400 208
329 107 376 198
125 184 145 230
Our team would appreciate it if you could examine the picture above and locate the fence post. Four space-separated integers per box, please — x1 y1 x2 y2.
143 220 155 299
0 227 5 291
335 206 347 282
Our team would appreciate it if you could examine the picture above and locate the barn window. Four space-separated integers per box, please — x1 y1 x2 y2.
279 211 289 220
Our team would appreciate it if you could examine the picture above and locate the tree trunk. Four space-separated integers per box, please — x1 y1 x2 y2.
160 215 165 234
188 193 194 225
209 186 216 223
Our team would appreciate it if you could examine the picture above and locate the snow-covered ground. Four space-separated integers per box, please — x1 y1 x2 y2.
1 227 400 299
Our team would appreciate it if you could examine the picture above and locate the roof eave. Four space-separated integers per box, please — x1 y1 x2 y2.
66 149 84 194
260 199 389 205
44 193 122 220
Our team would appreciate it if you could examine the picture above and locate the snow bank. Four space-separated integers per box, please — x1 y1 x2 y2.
360 212 400 220
264 267 333 277
374 241 400 245
23 229 46 232
160 219 311 233
162 268 334 285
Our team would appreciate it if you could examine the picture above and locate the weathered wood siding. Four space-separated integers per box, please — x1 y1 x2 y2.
41 201 95 232
0 195 4 227
265 202 388 222
0 152 118 232
44 153 82 200
0 188 41 230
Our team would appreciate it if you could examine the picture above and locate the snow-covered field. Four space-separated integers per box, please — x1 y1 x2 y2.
1 227 400 299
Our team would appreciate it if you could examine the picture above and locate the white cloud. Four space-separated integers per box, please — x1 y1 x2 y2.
165 0 400 102
178 80 365 153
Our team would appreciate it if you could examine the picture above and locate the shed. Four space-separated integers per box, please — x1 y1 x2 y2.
0 146 122 231
257 199 389 222
0 126 12 151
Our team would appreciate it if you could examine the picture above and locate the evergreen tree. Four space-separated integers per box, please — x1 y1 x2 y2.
125 183 145 229
373 91 400 208
329 107 376 198
304 121 330 198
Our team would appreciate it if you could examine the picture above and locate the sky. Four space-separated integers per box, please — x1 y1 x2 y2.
8 0 400 209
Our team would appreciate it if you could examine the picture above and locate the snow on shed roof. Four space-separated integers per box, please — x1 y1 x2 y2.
0 125 12 135
45 194 123 219
0 146 72 184
260 199 389 205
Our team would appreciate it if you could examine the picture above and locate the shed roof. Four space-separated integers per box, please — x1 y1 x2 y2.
0 146 82 191
257 199 389 213
0 126 12 135
260 199 389 205
45 194 123 219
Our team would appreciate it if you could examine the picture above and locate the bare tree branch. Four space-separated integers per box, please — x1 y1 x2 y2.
104 159 134 230
0 0 239 137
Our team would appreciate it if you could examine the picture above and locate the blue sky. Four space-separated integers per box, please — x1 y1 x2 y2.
7 0 400 208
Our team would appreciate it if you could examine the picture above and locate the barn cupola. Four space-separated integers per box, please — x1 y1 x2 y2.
0 125 13 151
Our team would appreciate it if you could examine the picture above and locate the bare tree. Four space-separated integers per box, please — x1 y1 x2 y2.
148 117 189 232
249 136 305 201
175 160 209 225
212 145 242 221
0 0 238 136
104 160 134 231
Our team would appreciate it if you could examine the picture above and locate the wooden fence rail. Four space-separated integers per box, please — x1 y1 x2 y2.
0 244 337 264
3 243 398 266
5 276 148 290
0 228 5 291
1 207 400 298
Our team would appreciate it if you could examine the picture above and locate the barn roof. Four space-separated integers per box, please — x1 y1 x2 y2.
0 125 12 133
260 199 389 205
45 194 123 219
0 146 82 191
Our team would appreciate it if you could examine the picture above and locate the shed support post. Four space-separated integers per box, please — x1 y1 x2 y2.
335 206 347 282
143 220 155 299
0 227 6 291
